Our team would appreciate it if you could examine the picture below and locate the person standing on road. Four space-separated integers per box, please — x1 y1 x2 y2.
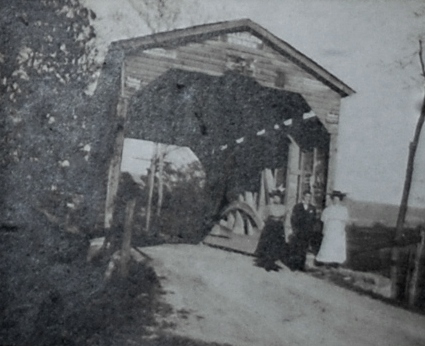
289 190 317 271
315 190 350 268
254 190 287 272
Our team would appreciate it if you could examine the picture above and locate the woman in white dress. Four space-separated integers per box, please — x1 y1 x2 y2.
315 190 350 268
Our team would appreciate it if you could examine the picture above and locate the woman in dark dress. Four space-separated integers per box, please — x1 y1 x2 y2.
254 191 287 271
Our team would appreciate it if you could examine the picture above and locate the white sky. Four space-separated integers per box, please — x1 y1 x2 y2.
120 138 202 179
82 0 425 207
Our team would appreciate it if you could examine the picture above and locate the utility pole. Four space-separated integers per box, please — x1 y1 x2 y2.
391 40 425 300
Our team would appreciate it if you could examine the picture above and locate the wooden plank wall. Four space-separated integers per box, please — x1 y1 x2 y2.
123 31 342 132
284 137 301 236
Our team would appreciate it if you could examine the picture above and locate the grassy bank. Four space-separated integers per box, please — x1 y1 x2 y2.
346 224 422 276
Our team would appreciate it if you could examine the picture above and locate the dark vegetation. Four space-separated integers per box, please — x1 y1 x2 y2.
0 0 110 234
346 223 425 309
0 222 232 345
111 167 210 250
0 223 157 345
347 224 422 275
0 1 232 345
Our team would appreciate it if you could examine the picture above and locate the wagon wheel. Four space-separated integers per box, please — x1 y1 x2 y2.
213 201 264 236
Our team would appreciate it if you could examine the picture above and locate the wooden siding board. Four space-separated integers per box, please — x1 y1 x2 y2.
302 93 339 110
113 19 354 96
175 45 311 86
205 39 310 75
127 58 334 98
175 43 228 60
127 39 338 93
177 46 227 64
254 60 303 77
186 42 330 91
141 50 224 66
127 54 224 77
125 63 338 98
176 43 300 75
127 55 180 72
124 38 343 127
173 39 311 81
130 56 224 75
124 72 340 119
206 39 286 60
126 61 169 78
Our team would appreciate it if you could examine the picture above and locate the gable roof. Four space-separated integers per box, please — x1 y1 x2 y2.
112 19 355 97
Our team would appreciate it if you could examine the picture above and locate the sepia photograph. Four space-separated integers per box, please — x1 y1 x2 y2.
1 0 425 345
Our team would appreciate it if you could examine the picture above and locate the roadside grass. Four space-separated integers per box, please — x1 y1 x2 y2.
0 226 232 346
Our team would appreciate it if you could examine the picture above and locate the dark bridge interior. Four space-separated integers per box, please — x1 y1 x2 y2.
125 69 328 222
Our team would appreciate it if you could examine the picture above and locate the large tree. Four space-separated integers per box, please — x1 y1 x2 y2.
0 0 109 232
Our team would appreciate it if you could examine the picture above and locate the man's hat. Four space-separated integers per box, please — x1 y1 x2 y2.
328 190 347 198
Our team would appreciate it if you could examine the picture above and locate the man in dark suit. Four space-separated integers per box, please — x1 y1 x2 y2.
289 190 317 271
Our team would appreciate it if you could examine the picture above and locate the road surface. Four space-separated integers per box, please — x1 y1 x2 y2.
142 244 425 346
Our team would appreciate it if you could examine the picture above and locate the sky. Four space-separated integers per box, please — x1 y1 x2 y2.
120 138 202 177
81 0 425 207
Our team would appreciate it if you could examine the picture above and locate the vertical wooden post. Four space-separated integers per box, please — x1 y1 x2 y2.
408 230 425 307
285 136 301 237
258 170 267 213
120 198 136 278
104 97 128 229
312 147 318 201
297 152 305 199
157 143 165 217
145 144 158 234
404 245 416 302
326 132 338 194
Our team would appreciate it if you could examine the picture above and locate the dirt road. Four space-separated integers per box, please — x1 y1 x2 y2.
142 244 425 346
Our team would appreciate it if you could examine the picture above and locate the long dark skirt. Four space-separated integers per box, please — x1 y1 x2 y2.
255 220 286 269
287 232 310 271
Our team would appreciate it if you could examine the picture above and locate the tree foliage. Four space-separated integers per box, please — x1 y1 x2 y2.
0 0 107 231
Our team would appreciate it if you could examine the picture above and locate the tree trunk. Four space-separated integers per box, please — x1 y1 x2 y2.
120 198 136 278
408 230 425 307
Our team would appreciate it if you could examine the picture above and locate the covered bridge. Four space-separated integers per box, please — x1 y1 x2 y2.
99 19 354 248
